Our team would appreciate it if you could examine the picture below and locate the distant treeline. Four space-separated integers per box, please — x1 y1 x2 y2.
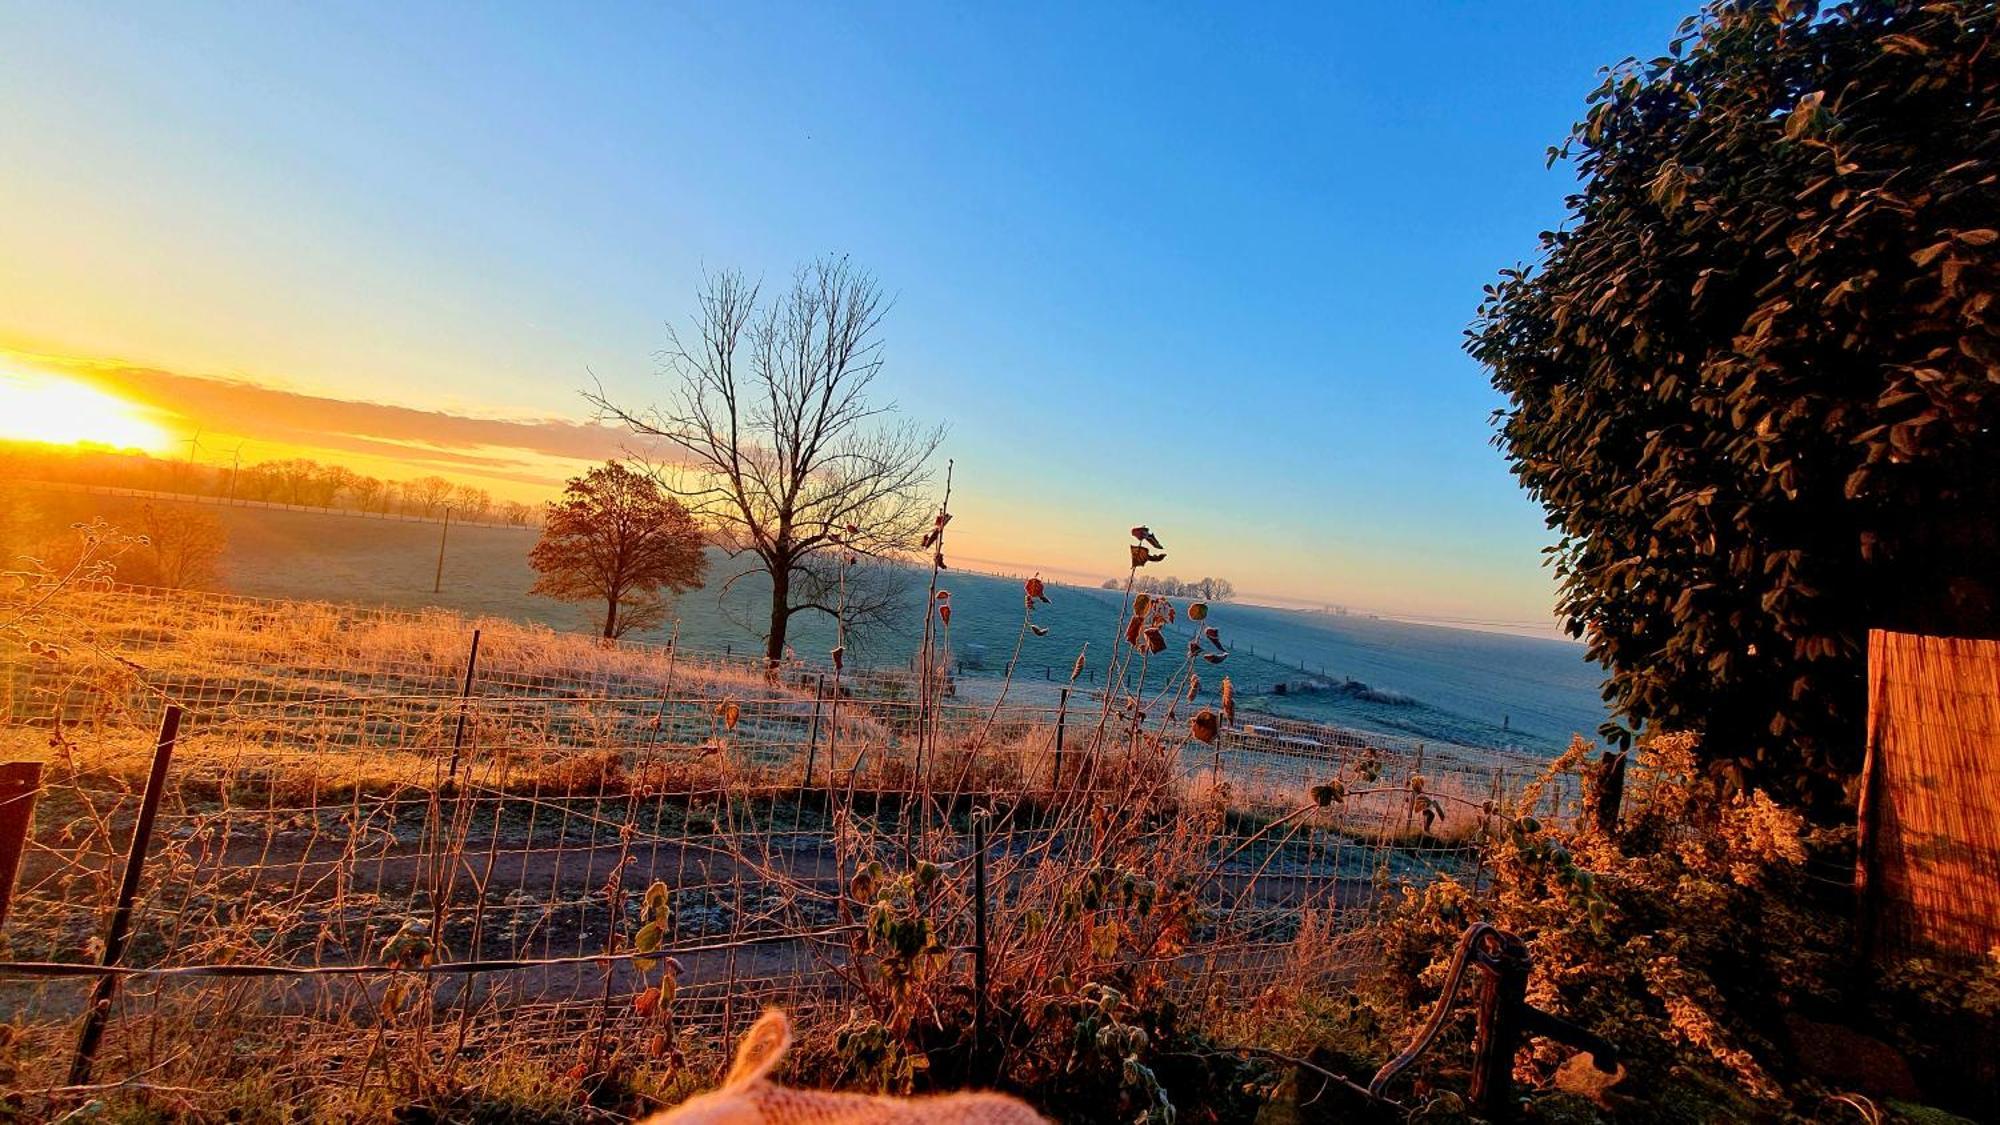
1099 574 1235 601
0 442 538 526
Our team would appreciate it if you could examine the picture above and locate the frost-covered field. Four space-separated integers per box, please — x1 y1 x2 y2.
15 492 1609 755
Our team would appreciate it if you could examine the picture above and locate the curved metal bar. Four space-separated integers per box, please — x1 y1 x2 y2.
1367 921 1501 1098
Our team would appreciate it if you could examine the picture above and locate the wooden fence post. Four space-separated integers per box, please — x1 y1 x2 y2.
1404 744 1425 835
1591 750 1628 836
1469 934 1531 1121
0 761 42 932
70 704 180 1087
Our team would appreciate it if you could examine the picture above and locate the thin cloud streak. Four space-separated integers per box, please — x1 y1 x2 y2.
6 349 669 491
64 359 639 462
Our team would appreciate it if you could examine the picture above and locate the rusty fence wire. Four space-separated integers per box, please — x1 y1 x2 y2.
0 583 1579 1099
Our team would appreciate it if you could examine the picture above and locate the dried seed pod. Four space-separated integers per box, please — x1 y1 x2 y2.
1189 709 1219 744
1029 624 1049 637
1220 677 1235 724
1143 626 1168 654
1187 674 1201 701
1125 616 1144 647
1025 575 1050 603
1187 602 1209 621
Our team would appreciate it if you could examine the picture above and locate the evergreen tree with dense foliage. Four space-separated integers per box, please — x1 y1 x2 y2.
529 462 708 639
1471 0 2000 809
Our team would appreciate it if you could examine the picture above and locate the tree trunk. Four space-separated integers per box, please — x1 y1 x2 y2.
766 566 790 666
603 597 619 640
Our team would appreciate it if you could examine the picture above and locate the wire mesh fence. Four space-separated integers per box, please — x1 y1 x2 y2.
0 582 1583 1103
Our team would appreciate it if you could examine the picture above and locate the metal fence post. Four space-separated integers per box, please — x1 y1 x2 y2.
801 674 826 790
445 628 481 784
70 703 180 1087
0 761 43 932
1052 688 1068 790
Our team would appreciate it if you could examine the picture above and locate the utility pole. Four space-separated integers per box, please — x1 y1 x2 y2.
433 505 452 594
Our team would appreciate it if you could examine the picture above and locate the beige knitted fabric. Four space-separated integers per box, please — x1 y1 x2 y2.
643 1011 1048 1125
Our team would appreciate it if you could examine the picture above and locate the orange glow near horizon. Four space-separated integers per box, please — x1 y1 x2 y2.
0 366 173 453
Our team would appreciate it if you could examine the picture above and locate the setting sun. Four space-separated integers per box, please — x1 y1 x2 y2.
0 367 172 452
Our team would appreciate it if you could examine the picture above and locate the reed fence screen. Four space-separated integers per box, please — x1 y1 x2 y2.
1862 629 2000 961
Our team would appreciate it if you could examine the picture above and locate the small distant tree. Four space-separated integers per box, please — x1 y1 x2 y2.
529 462 709 639
260 458 323 506
1470 0 2000 809
134 503 226 589
1131 574 1233 601
404 476 455 518
317 465 360 508
453 484 492 523
499 500 535 527
347 475 384 514
236 463 280 503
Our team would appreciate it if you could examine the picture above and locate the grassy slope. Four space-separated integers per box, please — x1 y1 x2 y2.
5 487 1609 752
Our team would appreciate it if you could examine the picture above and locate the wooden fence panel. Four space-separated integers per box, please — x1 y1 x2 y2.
1860 630 2000 960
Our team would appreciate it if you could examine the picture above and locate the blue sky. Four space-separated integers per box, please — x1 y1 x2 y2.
0 1 1693 629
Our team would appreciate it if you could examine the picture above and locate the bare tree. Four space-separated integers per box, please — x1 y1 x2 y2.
237 459 281 503
404 476 455 518
134 503 227 589
452 484 492 523
594 256 943 665
318 465 360 508
263 458 323 505
348 475 384 514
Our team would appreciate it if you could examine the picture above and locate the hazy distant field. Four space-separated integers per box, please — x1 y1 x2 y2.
9 489 1610 754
